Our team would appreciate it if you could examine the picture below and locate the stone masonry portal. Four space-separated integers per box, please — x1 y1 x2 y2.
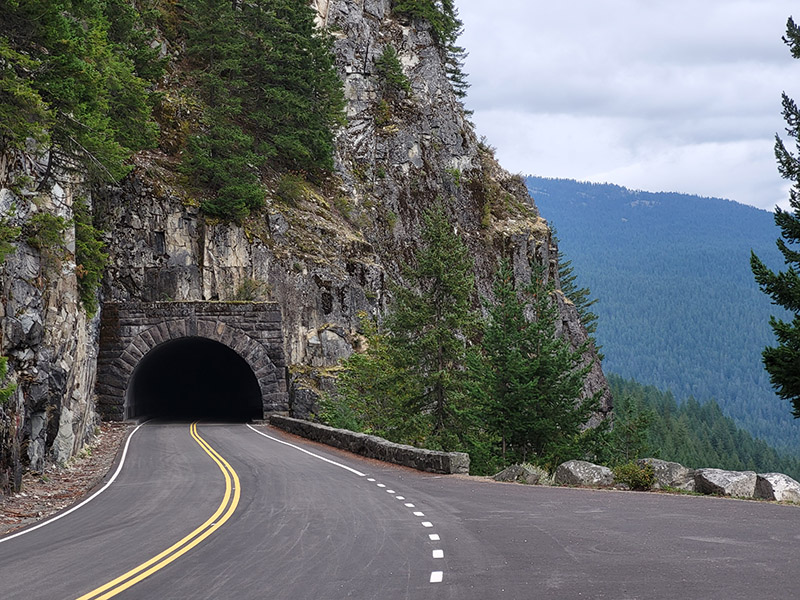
96 302 288 420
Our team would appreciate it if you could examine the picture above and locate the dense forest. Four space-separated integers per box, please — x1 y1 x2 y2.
527 176 800 455
611 375 800 480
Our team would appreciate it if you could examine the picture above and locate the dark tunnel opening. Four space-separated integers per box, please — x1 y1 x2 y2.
127 337 263 421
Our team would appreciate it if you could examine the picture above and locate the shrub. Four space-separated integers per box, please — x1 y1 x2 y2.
613 461 656 491
275 173 308 206
73 198 108 318
375 45 412 99
25 211 68 252
0 219 21 264
0 356 15 407
233 278 271 301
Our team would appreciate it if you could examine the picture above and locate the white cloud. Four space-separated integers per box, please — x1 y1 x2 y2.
457 0 800 210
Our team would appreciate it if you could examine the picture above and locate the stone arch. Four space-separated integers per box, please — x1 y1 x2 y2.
95 302 288 421
117 321 278 420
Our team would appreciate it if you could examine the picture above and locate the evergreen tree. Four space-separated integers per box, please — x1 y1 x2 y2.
325 203 477 450
468 260 599 467
0 0 160 182
385 203 477 446
751 16 800 417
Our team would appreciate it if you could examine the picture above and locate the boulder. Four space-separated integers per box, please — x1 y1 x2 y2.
493 464 550 485
636 458 695 491
755 473 800 503
554 460 613 487
694 468 757 498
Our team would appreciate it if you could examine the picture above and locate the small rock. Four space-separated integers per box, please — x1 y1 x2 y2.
493 464 550 485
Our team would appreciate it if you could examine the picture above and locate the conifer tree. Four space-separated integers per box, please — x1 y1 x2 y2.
751 16 800 417
0 0 160 182
386 203 478 446
468 261 599 467
326 203 477 449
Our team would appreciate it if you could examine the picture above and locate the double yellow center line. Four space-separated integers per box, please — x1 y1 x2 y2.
77 422 241 600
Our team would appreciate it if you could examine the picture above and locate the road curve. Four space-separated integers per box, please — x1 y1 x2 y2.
1 422 800 599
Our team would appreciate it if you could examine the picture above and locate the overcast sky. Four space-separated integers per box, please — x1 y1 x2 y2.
457 1 800 211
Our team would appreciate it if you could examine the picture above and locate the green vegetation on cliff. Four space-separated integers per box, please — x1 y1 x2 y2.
1 0 345 222
180 0 345 220
0 0 161 183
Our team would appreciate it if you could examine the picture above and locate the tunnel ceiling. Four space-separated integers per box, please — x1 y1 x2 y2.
128 337 262 421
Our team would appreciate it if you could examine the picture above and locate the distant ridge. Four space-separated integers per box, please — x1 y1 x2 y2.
527 175 800 455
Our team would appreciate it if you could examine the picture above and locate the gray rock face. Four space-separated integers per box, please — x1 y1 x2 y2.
755 473 800 503
694 468 757 498
494 464 550 485
637 458 695 491
554 460 614 487
0 170 99 491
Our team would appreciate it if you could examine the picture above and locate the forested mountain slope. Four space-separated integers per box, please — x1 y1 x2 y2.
610 375 800 480
527 176 800 454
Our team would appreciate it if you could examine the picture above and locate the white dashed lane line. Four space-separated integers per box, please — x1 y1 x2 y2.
367 477 446 585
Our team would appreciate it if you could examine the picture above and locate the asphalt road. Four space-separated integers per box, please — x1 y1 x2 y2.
2 422 800 599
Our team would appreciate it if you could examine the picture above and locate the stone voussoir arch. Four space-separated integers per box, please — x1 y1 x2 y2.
95 302 288 420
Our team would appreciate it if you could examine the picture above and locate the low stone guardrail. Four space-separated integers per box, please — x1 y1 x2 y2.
268 415 470 474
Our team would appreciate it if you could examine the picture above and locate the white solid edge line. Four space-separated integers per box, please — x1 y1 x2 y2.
246 424 366 477
0 423 144 545
430 571 444 583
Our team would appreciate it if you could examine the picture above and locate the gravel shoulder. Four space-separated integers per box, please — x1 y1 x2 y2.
0 422 132 536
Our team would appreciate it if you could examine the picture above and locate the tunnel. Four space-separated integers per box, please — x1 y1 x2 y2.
126 336 263 421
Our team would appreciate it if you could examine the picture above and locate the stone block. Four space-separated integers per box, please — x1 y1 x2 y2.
755 473 800 503
637 458 695 491
554 460 614 487
694 468 757 498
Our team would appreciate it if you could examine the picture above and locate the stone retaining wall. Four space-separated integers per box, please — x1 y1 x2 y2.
269 415 470 474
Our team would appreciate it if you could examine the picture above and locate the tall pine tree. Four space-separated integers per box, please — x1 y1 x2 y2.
325 203 477 450
468 261 599 467
751 16 800 417
385 203 477 446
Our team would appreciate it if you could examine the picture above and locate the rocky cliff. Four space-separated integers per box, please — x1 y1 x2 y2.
0 0 611 494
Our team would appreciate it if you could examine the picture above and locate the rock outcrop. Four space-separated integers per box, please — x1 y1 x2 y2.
0 166 99 494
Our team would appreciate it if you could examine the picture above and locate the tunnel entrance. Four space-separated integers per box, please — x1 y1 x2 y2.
127 337 263 421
